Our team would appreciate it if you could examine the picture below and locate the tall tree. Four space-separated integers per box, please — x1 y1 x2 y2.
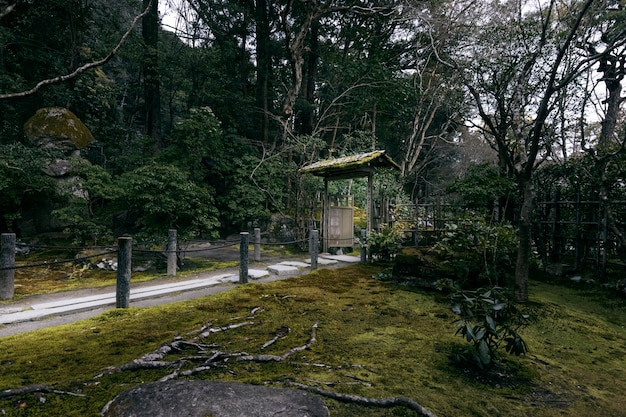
142 0 162 146
430 0 604 300
255 0 273 142
581 1 626 260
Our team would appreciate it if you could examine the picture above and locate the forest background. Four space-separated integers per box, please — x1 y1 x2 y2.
1 0 626 302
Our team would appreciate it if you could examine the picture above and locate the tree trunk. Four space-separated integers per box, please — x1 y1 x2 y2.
297 20 319 135
515 177 534 302
592 52 626 277
142 0 161 148
255 0 271 143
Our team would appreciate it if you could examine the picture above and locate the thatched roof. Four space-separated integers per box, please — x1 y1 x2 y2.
299 150 400 180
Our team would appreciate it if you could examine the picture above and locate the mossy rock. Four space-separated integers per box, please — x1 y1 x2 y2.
24 107 94 152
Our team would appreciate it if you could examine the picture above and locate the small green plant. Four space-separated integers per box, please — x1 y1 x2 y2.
437 281 529 369
366 226 401 262
372 272 393 281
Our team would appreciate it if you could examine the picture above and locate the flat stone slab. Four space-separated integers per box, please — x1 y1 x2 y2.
307 257 338 265
267 264 299 275
248 269 270 279
102 380 330 417
279 260 310 268
319 254 361 263
0 307 23 314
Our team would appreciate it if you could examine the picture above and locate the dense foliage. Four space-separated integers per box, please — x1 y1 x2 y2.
0 1 625 297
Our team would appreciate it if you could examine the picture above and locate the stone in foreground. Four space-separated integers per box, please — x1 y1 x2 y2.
267 264 299 275
102 380 330 417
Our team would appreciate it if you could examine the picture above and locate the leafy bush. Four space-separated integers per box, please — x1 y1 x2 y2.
437 281 529 369
432 215 518 286
366 226 401 262
118 163 220 244
52 158 121 245
0 143 57 230
446 162 515 213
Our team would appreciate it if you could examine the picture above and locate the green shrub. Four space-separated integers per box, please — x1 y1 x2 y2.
437 281 529 369
432 215 518 286
366 226 401 262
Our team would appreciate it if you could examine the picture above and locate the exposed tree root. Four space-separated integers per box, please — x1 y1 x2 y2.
95 321 257 378
2 312 437 417
0 385 86 399
261 326 290 349
285 381 439 417
94 320 320 380
238 320 318 362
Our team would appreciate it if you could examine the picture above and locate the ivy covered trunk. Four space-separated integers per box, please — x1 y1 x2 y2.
515 177 534 302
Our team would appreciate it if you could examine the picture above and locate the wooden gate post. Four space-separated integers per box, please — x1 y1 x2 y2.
167 229 177 277
116 237 132 308
0 233 16 300
239 232 249 284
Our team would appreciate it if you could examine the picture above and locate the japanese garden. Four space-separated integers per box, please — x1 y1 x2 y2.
0 1 625 416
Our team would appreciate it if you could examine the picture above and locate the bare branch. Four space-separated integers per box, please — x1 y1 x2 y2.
0 2 15 19
0 1 152 100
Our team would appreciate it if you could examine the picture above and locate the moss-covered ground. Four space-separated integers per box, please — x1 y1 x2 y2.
0 264 625 416
4 245 266 300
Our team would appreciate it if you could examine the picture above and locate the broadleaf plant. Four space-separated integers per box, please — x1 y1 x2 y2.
437 281 530 369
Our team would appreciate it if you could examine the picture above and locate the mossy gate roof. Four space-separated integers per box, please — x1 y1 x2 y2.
299 150 400 180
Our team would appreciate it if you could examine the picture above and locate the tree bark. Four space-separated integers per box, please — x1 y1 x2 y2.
515 177 534 302
297 19 319 135
142 0 161 147
255 0 271 143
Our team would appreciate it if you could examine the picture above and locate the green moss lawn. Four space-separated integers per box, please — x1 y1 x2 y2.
1 264 625 416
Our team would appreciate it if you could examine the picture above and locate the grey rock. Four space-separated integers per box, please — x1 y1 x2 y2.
101 380 330 417
41 158 74 177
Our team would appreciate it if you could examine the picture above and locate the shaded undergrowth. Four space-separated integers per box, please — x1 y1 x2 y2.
0 264 625 416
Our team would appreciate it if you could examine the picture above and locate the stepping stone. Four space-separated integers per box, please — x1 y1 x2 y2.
217 274 238 283
307 257 338 265
0 307 23 314
279 261 310 268
320 254 361 263
267 264 299 276
248 269 269 280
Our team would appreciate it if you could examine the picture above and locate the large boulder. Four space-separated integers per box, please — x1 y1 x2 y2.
24 107 94 152
101 380 330 417
18 107 95 236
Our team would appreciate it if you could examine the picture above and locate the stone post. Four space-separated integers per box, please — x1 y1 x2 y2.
253 228 261 262
309 229 318 270
239 232 249 284
116 237 132 308
167 229 177 277
0 233 16 300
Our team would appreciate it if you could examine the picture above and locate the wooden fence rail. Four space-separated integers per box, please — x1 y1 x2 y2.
388 198 626 278
0 228 323 303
